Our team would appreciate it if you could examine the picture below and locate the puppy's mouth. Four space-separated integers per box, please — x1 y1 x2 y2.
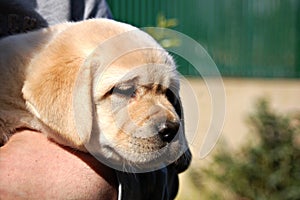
128 134 167 153
112 135 173 167
107 122 181 167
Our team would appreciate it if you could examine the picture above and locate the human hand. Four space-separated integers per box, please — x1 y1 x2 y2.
0 130 118 200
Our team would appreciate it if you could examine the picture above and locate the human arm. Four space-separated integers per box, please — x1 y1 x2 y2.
0 130 118 200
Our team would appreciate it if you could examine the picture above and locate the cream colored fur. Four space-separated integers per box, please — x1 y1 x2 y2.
0 19 190 169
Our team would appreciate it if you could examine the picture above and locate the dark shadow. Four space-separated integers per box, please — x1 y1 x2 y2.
0 0 48 38
70 0 85 21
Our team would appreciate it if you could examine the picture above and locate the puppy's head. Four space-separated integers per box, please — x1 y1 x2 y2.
23 19 191 172
88 48 190 171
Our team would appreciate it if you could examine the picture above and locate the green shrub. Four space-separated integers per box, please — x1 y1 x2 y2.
190 99 300 200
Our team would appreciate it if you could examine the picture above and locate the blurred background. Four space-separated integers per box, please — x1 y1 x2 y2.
106 0 300 199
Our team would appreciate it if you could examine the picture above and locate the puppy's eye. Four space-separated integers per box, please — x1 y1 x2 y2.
111 84 136 97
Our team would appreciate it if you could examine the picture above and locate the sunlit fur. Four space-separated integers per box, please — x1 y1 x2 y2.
0 19 191 170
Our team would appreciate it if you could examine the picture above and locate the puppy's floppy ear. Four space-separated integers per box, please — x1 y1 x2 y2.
22 42 93 150
173 149 192 173
172 96 192 173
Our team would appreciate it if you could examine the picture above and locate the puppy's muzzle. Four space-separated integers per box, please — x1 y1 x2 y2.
158 120 179 143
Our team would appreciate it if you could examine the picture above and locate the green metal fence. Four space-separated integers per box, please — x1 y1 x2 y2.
107 0 300 78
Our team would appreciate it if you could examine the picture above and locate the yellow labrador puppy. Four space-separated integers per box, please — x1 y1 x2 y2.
0 19 190 171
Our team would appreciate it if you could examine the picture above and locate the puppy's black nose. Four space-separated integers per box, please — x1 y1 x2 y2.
158 121 180 143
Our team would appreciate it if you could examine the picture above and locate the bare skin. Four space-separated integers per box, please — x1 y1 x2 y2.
0 130 118 200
